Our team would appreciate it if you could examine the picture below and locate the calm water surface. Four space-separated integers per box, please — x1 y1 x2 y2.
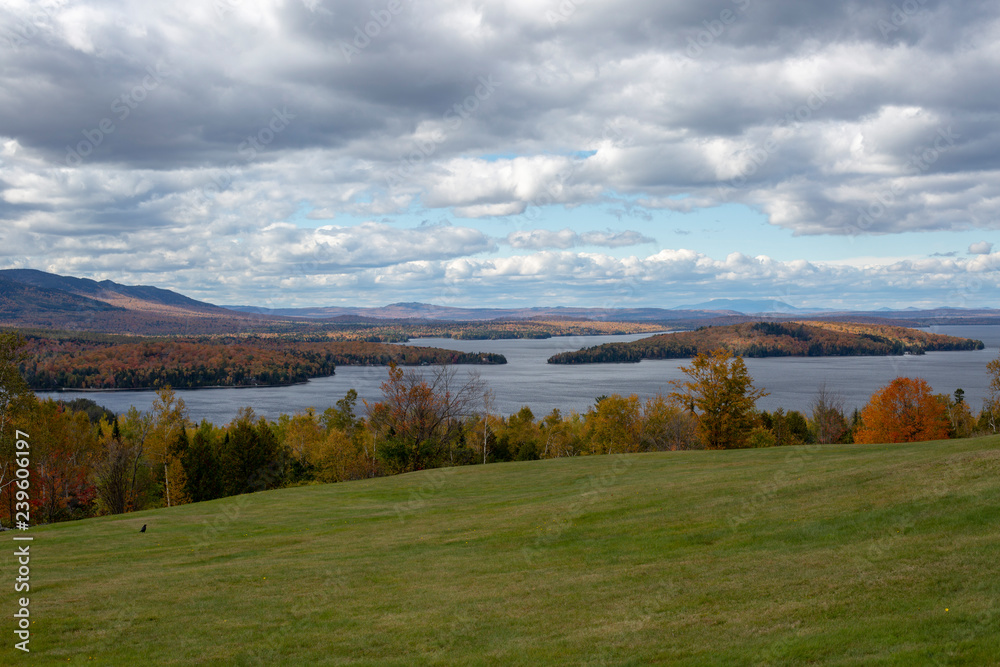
38 325 1000 424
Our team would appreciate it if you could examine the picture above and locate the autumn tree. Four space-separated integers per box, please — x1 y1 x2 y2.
0 332 36 526
278 408 326 481
0 331 33 436
669 349 768 449
275 403 370 484
116 406 159 510
23 400 99 523
322 389 363 436
467 390 504 465
539 409 586 458
946 388 976 439
94 417 152 515
810 383 849 444
984 352 1000 433
472 388 497 464
586 394 642 454
367 364 486 473
853 377 950 444
311 428 369 483
759 408 812 446
497 406 543 461
746 426 778 448
640 394 699 451
147 388 190 507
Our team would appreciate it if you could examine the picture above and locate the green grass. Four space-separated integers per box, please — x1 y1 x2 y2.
4 437 1000 665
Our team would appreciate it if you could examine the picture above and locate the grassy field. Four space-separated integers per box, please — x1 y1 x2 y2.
4 436 1000 665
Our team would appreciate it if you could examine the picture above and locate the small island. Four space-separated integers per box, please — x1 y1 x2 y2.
547 321 986 364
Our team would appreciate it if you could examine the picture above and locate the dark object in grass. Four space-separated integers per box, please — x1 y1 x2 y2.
140 524 146 533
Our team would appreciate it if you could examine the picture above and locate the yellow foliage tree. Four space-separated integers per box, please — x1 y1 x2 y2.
586 394 642 454
312 428 368 483
669 349 768 449
985 353 1000 433
148 388 190 506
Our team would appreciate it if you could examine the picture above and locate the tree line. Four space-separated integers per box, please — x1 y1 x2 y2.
1 331 999 528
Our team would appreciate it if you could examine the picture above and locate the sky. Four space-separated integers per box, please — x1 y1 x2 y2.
0 0 998 310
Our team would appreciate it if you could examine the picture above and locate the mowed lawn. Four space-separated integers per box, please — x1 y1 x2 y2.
4 437 1000 665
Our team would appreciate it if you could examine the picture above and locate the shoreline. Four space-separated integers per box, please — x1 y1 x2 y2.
31 356 509 393
34 379 319 394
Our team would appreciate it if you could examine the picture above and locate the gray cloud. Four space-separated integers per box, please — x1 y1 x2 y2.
1 0 999 306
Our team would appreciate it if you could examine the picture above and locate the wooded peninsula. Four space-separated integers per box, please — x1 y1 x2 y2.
20 334 506 390
547 321 985 364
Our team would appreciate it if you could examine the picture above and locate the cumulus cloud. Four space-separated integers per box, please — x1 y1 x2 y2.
251 221 496 270
1 0 999 306
234 248 999 310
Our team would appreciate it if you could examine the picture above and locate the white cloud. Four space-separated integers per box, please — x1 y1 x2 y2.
248 221 496 271
505 228 654 250
2 0 1000 307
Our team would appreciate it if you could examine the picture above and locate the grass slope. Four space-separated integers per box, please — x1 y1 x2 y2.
4 437 1000 665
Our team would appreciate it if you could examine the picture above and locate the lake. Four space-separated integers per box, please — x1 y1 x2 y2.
37 325 1000 425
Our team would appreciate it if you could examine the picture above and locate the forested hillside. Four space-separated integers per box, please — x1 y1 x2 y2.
20 334 505 390
548 321 985 364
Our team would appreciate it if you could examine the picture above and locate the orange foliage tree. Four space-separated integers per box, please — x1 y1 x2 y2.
854 377 950 444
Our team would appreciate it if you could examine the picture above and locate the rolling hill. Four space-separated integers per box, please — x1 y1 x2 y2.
0 276 125 317
0 269 294 334
0 268 227 314
5 437 998 664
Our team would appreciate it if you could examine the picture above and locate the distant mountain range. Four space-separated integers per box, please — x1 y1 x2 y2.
2 269 999 334
224 299 990 321
224 301 740 322
226 298 822 319
669 299 833 314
